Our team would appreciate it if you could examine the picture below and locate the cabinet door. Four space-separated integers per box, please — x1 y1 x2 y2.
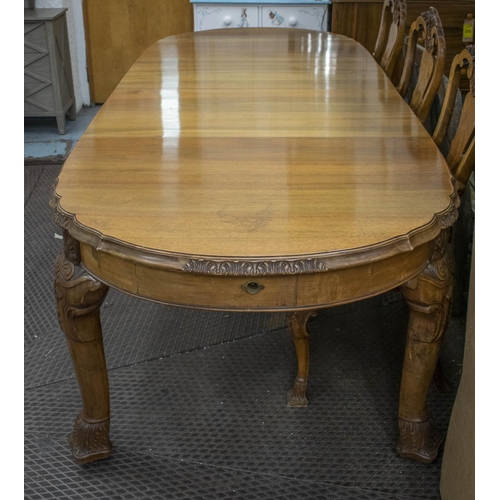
261 5 328 31
194 5 259 31
83 0 193 103
25 22 55 114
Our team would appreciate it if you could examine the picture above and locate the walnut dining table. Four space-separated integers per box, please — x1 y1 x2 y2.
51 28 459 466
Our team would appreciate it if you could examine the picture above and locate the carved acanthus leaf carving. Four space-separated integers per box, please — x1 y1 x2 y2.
423 230 455 283
438 204 459 229
400 231 454 343
397 416 442 463
68 413 112 464
183 258 327 276
392 0 407 26
420 7 445 54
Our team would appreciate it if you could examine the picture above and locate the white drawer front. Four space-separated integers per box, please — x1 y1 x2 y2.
195 5 259 31
262 5 328 31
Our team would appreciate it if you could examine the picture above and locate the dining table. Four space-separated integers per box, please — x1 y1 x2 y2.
51 28 459 466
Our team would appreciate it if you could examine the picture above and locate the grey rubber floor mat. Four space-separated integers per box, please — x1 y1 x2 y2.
24 165 467 499
25 433 420 500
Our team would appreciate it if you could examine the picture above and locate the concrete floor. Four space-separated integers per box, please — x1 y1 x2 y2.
24 105 101 164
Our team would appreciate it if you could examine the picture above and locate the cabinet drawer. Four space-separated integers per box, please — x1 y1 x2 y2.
195 5 259 31
262 5 328 31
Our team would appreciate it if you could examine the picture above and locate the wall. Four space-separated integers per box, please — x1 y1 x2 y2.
25 0 90 111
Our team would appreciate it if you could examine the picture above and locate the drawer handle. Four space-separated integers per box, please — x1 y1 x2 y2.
223 16 232 25
288 17 297 27
242 281 265 295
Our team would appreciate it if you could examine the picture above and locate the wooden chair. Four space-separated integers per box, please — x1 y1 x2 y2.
397 7 446 124
432 44 475 196
431 45 475 392
372 0 407 80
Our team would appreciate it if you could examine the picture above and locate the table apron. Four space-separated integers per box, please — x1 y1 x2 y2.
79 240 433 312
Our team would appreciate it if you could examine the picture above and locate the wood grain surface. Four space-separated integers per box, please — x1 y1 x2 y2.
55 29 455 261
83 0 193 103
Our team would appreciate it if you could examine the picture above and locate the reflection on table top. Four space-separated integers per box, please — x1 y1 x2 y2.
56 29 455 260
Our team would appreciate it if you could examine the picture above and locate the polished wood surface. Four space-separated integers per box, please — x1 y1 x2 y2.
56 29 454 262
82 0 193 103
52 29 459 466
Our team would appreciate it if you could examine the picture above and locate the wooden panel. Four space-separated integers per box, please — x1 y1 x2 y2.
83 0 193 103
79 239 432 311
331 2 383 54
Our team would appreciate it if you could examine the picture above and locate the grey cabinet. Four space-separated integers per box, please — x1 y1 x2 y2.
24 8 76 134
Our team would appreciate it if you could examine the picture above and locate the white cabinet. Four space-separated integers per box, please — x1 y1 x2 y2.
191 1 331 32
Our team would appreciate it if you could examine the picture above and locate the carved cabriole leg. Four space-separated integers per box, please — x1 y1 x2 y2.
398 230 454 463
54 230 111 464
287 310 317 408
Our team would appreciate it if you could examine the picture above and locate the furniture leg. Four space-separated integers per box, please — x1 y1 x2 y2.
68 101 77 121
398 231 454 463
54 230 111 464
56 114 66 134
287 310 317 407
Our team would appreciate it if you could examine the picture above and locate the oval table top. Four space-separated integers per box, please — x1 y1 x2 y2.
54 29 457 268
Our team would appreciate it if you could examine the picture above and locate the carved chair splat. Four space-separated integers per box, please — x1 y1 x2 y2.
430 45 475 387
373 0 407 80
433 44 475 196
397 6 446 124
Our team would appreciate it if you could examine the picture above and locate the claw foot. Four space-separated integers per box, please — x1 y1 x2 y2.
287 377 309 407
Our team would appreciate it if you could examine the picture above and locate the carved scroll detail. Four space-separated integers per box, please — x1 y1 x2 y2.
437 203 459 229
396 416 442 464
68 413 112 464
392 0 407 25
288 310 317 338
466 44 475 96
400 231 454 343
420 6 445 54
54 231 108 344
183 259 327 276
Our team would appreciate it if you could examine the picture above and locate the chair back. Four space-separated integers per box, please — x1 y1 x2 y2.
397 7 446 123
373 0 407 79
432 45 475 195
